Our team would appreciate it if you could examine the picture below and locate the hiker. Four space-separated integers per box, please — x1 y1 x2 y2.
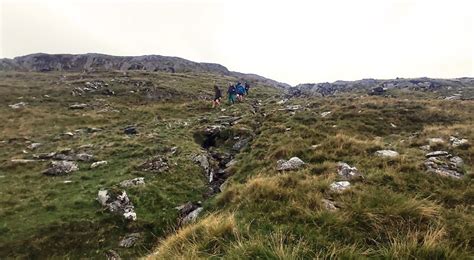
227 84 236 104
236 82 246 101
244 82 250 95
212 85 222 108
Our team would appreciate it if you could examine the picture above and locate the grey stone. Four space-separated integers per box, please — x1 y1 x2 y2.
321 199 338 211
277 157 305 171
91 160 108 169
375 150 399 158
330 181 351 192
43 161 79 176
120 177 145 188
27 143 42 150
69 103 88 109
426 151 449 158
8 102 27 109
75 153 94 162
119 233 141 248
97 190 137 221
450 136 469 148
336 162 363 180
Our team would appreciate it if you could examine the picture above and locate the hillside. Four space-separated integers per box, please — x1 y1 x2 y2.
0 61 473 259
0 53 290 89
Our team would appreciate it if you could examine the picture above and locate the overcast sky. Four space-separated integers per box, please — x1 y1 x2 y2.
1 0 473 85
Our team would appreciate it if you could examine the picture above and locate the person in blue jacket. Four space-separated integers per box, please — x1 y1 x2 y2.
236 82 246 101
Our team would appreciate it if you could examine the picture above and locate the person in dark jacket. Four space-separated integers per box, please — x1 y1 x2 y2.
212 85 222 108
227 84 236 104
244 82 250 95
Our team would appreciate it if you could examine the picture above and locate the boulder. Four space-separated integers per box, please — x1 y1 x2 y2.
450 136 469 148
375 150 399 158
277 157 305 171
336 162 363 180
449 156 464 169
43 161 79 176
330 181 351 192
321 199 338 211
97 190 137 221
176 201 203 225
119 233 141 248
91 160 108 169
120 177 145 188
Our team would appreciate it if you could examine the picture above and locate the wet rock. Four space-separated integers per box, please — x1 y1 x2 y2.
321 199 338 211
27 143 42 150
375 150 399 158
330 181 351 192
9 102 27 109
124 126 138 135
120 177 145 188
426 151 449 158
450 136 469 148
97 190 136 221
336 162 363 180
43 161 79 176
119 233 141 248
69 103 88 109
91 160 108 169
181 207 203 224
138 156 169 173
277 157 305 171
225 159 238 168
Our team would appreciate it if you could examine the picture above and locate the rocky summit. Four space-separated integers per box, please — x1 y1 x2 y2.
0 54 472 259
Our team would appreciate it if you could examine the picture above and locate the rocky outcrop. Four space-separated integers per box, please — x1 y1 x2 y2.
424 151 464 179
288 77 474 97
97 190 137 221
0 53 290 89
